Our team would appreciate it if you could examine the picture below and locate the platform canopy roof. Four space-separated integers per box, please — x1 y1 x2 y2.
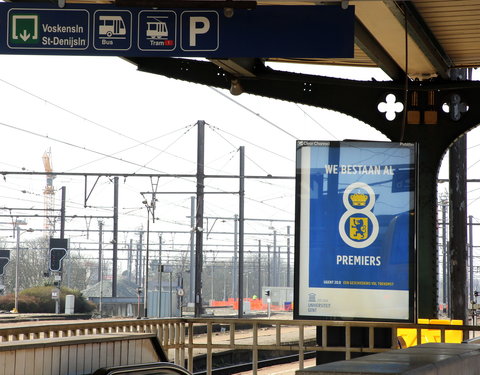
262 0 480 81
102 0 480 81
10 0 476 81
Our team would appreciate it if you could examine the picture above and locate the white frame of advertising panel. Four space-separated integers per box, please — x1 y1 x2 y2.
294 140 416 322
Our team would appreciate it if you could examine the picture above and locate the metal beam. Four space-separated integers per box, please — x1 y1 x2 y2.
129 56 480 140
354 18 405 81
209 58 264 78
387 1 452 79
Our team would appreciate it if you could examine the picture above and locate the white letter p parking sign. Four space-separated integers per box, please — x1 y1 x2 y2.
181 11 218 52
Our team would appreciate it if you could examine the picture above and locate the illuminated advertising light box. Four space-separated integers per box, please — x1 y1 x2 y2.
294 141 416 322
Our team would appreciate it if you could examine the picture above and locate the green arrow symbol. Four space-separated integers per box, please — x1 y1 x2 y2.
19 29 31 42
10 14 38 45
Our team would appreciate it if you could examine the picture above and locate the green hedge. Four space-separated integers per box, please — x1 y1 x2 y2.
0 286 95 313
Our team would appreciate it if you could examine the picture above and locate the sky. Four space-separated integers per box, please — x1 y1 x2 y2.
0 54 479 277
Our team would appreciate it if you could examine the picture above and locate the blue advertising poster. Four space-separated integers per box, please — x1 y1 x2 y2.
294 141 415 322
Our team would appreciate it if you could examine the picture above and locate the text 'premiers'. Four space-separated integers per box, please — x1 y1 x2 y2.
336 255 381 266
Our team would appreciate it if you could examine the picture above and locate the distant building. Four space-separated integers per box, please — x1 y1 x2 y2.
82 277 141 317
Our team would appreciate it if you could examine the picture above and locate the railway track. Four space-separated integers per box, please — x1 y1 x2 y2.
194 352 317 375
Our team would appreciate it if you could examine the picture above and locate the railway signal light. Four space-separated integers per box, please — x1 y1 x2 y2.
49 238 68 272
0 250 10 276
49 248 67 272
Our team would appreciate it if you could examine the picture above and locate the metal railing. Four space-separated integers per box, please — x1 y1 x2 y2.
0 318 479 374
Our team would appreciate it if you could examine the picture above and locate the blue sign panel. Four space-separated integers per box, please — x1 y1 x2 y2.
0 3 354 57
294 141 416 322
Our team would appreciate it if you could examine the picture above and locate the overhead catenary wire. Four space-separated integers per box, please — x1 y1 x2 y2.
0 78 300 235
295 104 339 140
1 170 293 225
132 124 196 174
0 121 269 202
205 121 296 209
0 77 238 175
0 76 180 152
0 76 299 175
209 87 299 139
67 124 196 172
207 149 238 172
206 123 293 162
0 76 297 220
0 121 172 174
206 123 272 176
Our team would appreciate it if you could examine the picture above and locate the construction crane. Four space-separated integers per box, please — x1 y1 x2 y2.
42 149 55 235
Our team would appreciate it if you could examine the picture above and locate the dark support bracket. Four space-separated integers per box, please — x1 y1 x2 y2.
128 56 480 318
354 19 405 81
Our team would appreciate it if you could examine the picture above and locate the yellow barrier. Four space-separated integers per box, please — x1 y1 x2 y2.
397 319 463 348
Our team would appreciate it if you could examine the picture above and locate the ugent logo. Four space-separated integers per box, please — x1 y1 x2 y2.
338 182 379 248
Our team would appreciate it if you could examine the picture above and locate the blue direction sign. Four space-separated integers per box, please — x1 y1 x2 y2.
0 3 354 57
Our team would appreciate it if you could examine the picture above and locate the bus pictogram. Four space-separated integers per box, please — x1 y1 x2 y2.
98 15 126 38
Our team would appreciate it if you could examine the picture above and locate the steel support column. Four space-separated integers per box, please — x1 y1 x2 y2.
449 135 467 323
195 120 205 317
